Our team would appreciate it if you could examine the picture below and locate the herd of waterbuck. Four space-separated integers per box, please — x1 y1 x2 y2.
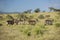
0 14 54 26
0 7 60 26
6 17 54 25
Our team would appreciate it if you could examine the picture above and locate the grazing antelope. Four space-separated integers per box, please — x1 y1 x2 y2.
45 19 54 25
28 19 38 25
7 20 14 25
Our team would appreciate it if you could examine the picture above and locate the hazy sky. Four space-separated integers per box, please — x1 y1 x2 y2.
0 0 60 12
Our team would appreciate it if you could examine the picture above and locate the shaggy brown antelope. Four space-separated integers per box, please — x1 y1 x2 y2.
7 20 14 25
28 19 38 25
14 19 20 25
45 19 54 25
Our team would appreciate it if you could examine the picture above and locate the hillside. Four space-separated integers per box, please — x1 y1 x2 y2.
0 12 60 40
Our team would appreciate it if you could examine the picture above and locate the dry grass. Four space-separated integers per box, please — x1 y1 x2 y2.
0 12 60 40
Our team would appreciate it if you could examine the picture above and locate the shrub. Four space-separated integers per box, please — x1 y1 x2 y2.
23 9 32 13
23 11 28 13
38 15 45 19
34 25 46 35
55 23 60 27
57 12 60 15
43 10 45 12
27 32 31 36
24 30 31 36
29 16 34 19
23 26 31 36
0 16 3 20
45 15 50 18
16 14 21 19
0 23 3 26
6 15 14 20
35 29 44 35
18 14 28 20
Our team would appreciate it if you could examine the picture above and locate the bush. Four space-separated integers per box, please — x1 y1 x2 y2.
27 32 31 36
24 30 31 36
35 29 44 35
0 23 3 26
6 15 14 20
45 15 50 18
38 15 45 19
34 25 46 35
16 14 21 19
23 9 32 13
0 16 3 20
29 16 34 19
23 26 31 36
18 14 28 20
23 11 28 13
57 12 60 15
55 23 60 27
43 10 45 12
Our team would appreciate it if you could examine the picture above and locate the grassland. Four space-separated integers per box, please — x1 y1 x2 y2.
0 12 60 40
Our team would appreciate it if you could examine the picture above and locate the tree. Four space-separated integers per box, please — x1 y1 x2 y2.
23 9 32 13
43 10 45 12
49 7 60 12
49 7 54 12
34 8 40 13
27 9 32 13
23 11 28 13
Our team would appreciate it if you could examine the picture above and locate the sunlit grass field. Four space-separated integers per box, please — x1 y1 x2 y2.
0 12 60 40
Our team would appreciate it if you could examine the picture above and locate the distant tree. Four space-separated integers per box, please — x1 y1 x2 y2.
24 11 28 13
43 10 45 12
48 7 60 12
24 9 32 13
34 8 40 13
27 9 32 13
54 8 60 12
49 7 54 12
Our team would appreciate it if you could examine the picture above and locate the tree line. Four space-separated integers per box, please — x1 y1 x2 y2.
23 7 60 14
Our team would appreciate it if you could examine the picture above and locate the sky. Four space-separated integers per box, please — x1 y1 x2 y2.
0 0 60 12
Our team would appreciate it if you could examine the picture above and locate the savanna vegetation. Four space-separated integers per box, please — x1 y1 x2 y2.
0 8 60 40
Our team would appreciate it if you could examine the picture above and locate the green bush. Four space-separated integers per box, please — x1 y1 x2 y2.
6 15 14 20
34 25 46 35
23 26 32 36
43 10 45 12
57 12 60 15
45 15 50 18
38 15 45 19
55 23 60 27
35 29 44 35
0 16 3 20
23 29 31 36
27 32 31 36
